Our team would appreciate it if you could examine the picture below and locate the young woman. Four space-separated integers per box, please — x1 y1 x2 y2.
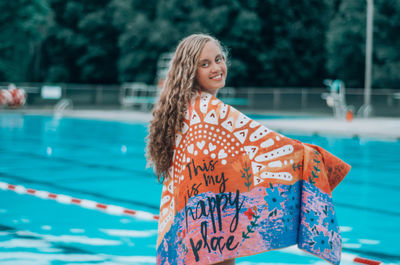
147 34 227 181
147 34 350 265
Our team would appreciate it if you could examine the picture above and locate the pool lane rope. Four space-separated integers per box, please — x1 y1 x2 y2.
0 181 383 265
0 181 159 221
353 257 382 265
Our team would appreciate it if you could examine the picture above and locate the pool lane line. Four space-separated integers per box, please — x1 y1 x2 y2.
353 257 382 265
0 181 159 222
0 172 159 211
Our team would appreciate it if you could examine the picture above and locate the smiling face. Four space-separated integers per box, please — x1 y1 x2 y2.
196 41 227 96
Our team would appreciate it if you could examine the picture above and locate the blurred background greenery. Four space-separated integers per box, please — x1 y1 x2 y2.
0 0 399 89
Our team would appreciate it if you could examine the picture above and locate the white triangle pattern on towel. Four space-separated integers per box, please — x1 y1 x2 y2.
244 146 258 160
190 110 201 125
251 161 266 174
181 122 189 134
233 129 248 144
204 110 219 125
221 116 234 132
254 175 264 185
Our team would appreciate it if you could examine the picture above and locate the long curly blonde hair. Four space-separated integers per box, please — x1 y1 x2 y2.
146 34 225 183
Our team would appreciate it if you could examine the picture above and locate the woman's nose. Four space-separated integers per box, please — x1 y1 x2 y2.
210 62 220 73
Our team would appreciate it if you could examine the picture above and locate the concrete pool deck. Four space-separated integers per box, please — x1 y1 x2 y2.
4 108 400 140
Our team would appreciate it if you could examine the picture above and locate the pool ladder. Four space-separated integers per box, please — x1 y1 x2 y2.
54 98 73 118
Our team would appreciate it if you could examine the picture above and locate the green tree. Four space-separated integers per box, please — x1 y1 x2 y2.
110 0 160 83
253 0 332 87
373 0 400 88
0 0 52 82
326 0 366 88
326 0 400 89
41 0 119 83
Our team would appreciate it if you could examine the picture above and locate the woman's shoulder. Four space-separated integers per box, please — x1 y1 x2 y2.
190 91 244 122
192 91 226 108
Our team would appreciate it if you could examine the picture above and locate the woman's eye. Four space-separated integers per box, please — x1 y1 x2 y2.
216 58 221 63
201 63 209 67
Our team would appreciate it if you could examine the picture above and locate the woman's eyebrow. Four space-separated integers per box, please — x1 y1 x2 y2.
216 54 225 60
199 58 210 63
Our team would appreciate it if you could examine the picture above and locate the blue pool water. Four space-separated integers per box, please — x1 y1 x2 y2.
0 113 399 265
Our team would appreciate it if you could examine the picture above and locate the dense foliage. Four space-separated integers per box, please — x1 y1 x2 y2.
0 0 399 88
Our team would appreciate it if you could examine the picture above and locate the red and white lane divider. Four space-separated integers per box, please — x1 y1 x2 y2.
0 181 159 221
353 257 382 265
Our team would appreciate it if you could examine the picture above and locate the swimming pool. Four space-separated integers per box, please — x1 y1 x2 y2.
0 113 399 265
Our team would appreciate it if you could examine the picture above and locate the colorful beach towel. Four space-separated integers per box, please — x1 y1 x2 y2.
156 92 351 265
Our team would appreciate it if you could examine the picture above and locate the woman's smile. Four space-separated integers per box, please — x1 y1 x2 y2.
211 73 223 80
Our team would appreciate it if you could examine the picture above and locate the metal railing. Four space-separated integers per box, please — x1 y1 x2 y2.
235 87 400 116
1 82 399 116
